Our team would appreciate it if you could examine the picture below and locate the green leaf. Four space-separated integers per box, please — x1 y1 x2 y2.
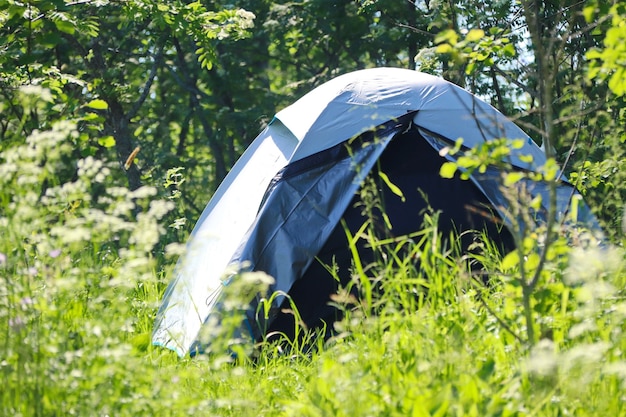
530 195 542 211
511 139 525 149
98 135 115 148
456 156 478 169
501 251 520 271
502 43 516 57
465 29 485 43
569 194 581 222
585 49 602 60
379 172 405 202
609 67 625 96
525 252 540 271
519 154 534 163
542 159 559 181
582 5 595 22
503 171 524 186
54 19 75 35
82 113 104 122
477 358 495 381
86 99 108 110
434 29 458 45
381 212 393 230
439 162 457 179
436 43 454 54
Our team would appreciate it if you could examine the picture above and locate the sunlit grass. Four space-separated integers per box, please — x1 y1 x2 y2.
1 116 625 416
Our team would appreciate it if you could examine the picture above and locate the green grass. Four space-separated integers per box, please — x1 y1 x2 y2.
1 120 626 416
2 217 624 416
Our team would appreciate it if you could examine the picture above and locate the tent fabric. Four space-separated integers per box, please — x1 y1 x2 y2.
265 127 517 343
152 120 298 355
276 67 545 169
152 67 597 357
227 121 403 337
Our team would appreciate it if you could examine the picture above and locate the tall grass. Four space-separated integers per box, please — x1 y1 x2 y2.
1 95 625 415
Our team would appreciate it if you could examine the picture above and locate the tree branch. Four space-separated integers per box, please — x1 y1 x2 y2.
128 44 163 121
471 278 525 344
490 65 537 100
490 67 506 113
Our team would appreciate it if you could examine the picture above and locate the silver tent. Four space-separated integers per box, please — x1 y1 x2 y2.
153 68 599 356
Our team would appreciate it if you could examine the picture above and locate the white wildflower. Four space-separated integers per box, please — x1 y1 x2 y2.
110 200 136 217
77 156 104 178
94 166 111 183
240 271 275 288
561 342 611 373
603 361 626 380
526 339 558 377
236 9 255 22
568 320 597 339
107 186 131 198
51 224 92 243
565 246 624 285
130 186 157 199
18 85 53 103
130 214 163 252
165 242 186 258
0 161 18 179
148 200 175 220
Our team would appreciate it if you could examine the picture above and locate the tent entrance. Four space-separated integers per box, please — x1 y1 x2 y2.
265 127 515 342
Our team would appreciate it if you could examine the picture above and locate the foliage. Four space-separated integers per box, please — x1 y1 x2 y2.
586 3 626 97
0 0 256 201
572 1 626 239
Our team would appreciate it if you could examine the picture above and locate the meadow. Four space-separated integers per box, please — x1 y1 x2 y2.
1 110 625 416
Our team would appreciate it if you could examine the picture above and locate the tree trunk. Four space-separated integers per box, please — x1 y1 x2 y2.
106 98 142 191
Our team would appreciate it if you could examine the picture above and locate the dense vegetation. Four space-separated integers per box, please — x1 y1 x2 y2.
1 0 625 415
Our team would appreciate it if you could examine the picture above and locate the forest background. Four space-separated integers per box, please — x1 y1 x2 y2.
1 0 626 415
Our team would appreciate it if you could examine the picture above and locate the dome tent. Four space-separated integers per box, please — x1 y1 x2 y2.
152 67 598 356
